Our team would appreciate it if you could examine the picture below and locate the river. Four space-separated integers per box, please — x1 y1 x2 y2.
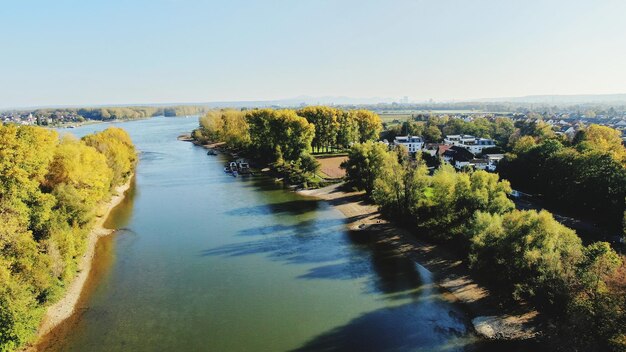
40 116 492 351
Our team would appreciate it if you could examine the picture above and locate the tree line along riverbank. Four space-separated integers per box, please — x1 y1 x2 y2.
0 125 137 351
2 105 207 127
191 107 382 188
191 106 626 351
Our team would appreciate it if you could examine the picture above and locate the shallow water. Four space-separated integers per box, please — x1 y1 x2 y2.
41 116 493 351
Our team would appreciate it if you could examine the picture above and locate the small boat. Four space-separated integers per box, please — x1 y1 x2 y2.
207 150 217 156
237 162 250 174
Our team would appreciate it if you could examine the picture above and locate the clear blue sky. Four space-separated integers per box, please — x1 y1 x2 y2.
2 0 626 108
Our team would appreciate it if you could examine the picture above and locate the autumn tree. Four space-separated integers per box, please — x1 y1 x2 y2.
82 127 137 187
297 106 340 153
0 125 137 351
350 109 383 143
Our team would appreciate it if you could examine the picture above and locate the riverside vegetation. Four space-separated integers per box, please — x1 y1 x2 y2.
0 125 137 351
193 106 626 351
4 105 207 127
342 143 626 351
191 107 382 187
385 116 626 236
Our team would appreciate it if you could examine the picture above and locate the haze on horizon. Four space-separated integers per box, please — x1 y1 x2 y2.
2 0 626 109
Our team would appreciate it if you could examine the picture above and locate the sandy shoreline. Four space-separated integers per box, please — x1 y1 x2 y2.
299 183 540 341
32 177 133 343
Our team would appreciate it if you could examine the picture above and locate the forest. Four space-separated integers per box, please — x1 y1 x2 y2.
0 126 137 351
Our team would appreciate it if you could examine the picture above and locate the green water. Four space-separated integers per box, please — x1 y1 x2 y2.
42 117 490 351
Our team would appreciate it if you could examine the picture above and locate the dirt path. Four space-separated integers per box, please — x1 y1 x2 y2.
299 183 540 341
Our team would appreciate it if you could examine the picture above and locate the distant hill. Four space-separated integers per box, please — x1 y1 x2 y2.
476 94 626 104
203 96 395 108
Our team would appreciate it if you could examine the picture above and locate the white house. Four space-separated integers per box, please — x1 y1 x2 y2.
443 135 496 155
484 154 504 171
394 136 424 154
444 134 476 146
471 158 490 170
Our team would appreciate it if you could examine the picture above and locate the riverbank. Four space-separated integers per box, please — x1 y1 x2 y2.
299 183 541 341
31 176 133 345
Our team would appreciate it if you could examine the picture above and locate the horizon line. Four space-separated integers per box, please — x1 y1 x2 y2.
3 92 626 111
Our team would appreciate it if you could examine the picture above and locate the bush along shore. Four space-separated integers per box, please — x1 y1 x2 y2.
188 107 382 189
0 125 137 351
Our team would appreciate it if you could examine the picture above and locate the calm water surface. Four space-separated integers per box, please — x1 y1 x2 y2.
41 117 488 351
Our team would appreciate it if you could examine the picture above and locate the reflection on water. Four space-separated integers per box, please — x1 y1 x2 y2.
103 176 137 230
39 117 519 351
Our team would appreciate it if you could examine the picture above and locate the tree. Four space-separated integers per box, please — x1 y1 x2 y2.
469 209 583 309
351 110 382 143
423 125 442 143
297 106 340 153
565 242 624 351
411 166 513 242
298 154 320 174
341 141 390 194
373 149 430 222
0 125 138 351
576 125 626 162
492 117 515 146
82 127 137 187
246 109 314 163
500 137 626 230
197 109 250 149
336 111 360 149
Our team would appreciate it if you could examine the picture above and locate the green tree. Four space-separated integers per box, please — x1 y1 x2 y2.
423 125 442 143
336 111 360 149
351 110 382 143
341 141 390 194
246 109 315 163
372 150 430 222
469 209 583 308
297 106 340 153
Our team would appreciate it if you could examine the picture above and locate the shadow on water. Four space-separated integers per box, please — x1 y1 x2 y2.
290 302 473 352
103 177 137 229
225 199 321 216
201 217 347 265
200 195 502 351
292 243 474 352
204 202 440 300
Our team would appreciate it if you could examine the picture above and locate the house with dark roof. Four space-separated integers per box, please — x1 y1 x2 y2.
442 146 475 169
423 143 451 158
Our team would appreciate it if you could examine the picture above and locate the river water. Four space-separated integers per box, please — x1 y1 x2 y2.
41 116 490 351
